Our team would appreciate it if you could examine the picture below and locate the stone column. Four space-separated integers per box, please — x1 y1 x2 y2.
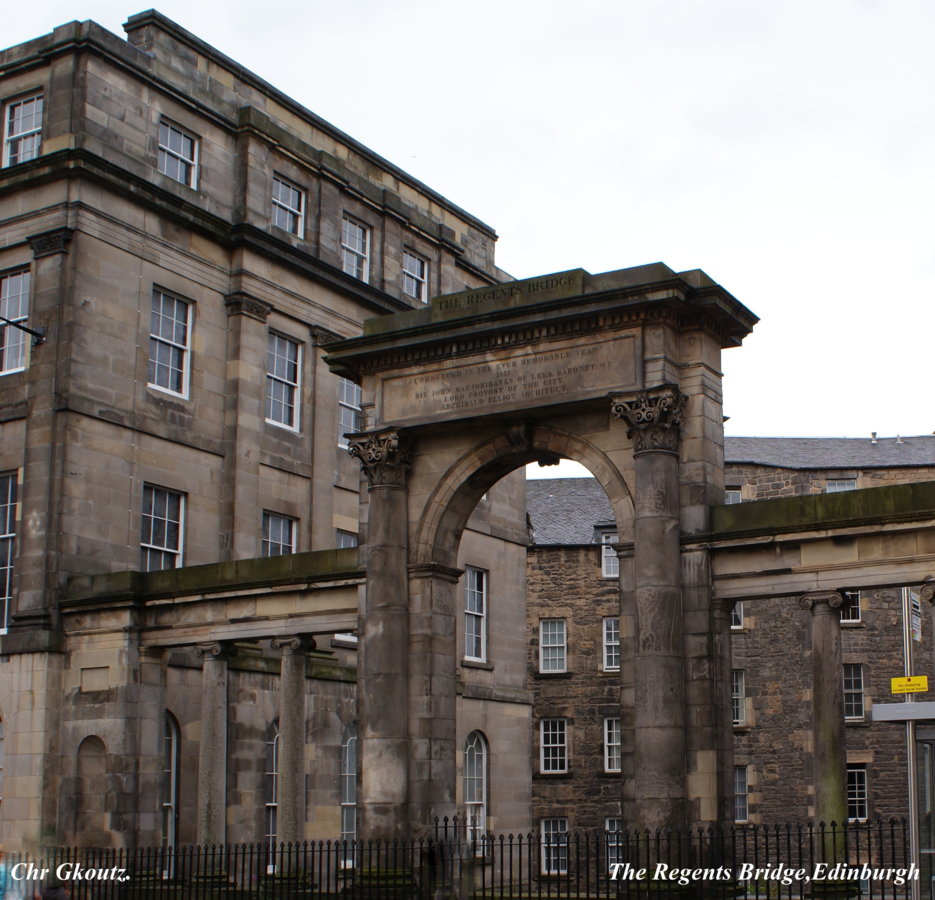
800 591 848 829
194 642 233 846
271 636 311 844
348 430 411 840
612 387 688 830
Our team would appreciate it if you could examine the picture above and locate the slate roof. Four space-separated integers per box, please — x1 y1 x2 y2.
725 435 935 469
526 478 614 545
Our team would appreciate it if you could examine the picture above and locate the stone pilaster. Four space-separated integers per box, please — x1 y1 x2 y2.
800 591 847 829
194 642 234 846
348 430 411 839
612 387 688 829
271 635 311 844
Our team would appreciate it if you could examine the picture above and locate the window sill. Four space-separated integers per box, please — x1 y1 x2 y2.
534 771 573 780
462 659 493 671
845 718 869 727
536 671 572 679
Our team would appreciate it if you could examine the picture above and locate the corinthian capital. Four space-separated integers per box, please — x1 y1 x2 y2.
610 386 687 454
347 429 412 487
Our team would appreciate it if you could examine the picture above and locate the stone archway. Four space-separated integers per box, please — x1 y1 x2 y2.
326 264 757 837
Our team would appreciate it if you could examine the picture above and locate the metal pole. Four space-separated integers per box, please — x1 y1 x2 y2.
904 586 921 900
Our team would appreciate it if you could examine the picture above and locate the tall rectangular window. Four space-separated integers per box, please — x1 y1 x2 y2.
0 472 16 632
540 818 568 875
0 269 31 374
140 485 184 571
3 94 43 167
731 601 744 629
540 719 567 773
601 532 618 578
734 765 748 822
271 175 304 236
266 333 301 429
148 289 191 396
341 217 370 282
539 618 567 672
158 119 198 188
402 250 428 302
262 512 296 557
603 717 621 773
731 669 746 726
840 591 861 623
847 764 868 821
337 378 362 447
464 566 487 662
605 818 623 870
602 617 620 671
843 663 865 719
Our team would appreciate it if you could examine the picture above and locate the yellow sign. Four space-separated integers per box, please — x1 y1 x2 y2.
891 676 929 694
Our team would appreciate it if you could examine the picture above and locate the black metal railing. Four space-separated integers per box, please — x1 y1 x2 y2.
5 819 914 899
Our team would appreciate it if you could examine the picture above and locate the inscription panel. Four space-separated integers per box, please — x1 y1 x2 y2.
380 335 637 424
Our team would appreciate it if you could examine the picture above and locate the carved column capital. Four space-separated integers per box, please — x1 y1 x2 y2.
27 227 74 259
919 583 935 605
798 591 843 612
193 641 236 661
224 292 272 321
348 429 412 487
272 635 314 655
610 386 687 454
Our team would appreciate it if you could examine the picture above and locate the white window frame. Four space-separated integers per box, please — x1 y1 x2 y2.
539 718 567 774
161 712 180 860
340 724 357 863
840 591 861 624
0 268 32 375
266 332 301 430
0 472 17 633
539 618 567 673
601 532 618 578
341 217 370 282
843 663 865 720
464 566 488 663
605 818 623 871
3 94 43 167
262 511 296 557
731 669 746 726
157 118 199 188
540 818 569 875
602 617 620 671
731 601 744 630
734 765 749 823
140 485 185 572
603 717 621 773
826 479 857 494
265 723 280 869
724 487 742 505
336 530 358 549
271 174 305 236
402 250 429 303
463 731 488 846
148 289 191 398
337 377 362 448
847 764 868 822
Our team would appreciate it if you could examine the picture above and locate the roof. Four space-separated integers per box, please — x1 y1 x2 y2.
526 478 614 545
725 435 935 469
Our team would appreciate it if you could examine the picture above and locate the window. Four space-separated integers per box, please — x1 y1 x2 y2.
734 765 748 822
148 289 191 397
1 268 31 375
0 472 16 632
464 566 487 662
262 512 296 557
540 719 567 773
336 530 358 549
731 601 744 630
271 175 304 236
402 250 428 303
341 217 370 282
603 718 621 773
265 722 280 864
847 764 868 821
140 485 184 571
539 619 567 673
3 94 43 166
725 487 742 505
541 819 569 875
266 333 301 430
826 479 857 493
161 713 180 856
840 591 861 624
340 724 357 861
158 119 198 188
464 731 488 845
844 663 865 720
605 819 623 870
602 617 620 671
731 669 745 726
601 532 618 578
337 378 362 447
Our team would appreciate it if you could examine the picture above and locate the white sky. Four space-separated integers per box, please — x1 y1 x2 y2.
8 0 935 447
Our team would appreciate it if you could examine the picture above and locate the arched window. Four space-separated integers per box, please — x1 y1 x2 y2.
340 724 357 862
463 731 488 844
161 713 180 852
265 721 280 858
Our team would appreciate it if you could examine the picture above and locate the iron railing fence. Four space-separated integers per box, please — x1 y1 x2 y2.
5 819 914 900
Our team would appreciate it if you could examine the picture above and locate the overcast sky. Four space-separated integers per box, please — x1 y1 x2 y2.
8 0 935 443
